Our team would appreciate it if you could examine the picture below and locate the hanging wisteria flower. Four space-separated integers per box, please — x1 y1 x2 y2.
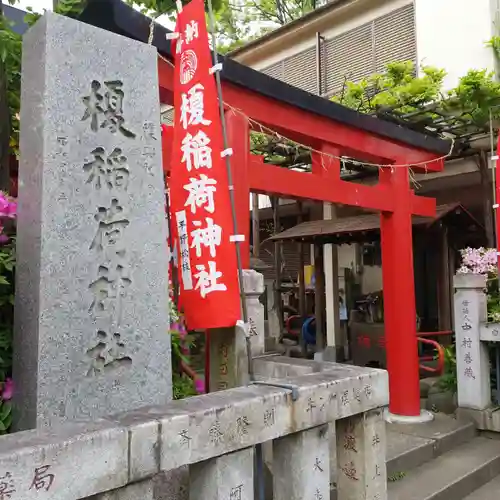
194 378 205 394
458 247 497 275
0 379 13 401
0 195 16 219
0 193 17 244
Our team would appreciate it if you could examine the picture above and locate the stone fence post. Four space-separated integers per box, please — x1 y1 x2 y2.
243 269 265 358
453 273 491 410
209 270 264 392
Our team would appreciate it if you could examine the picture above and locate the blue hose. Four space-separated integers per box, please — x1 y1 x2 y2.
302 316 316 345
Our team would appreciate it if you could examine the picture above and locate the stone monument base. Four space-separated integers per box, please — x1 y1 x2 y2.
457 407 500 432
384 409 434 424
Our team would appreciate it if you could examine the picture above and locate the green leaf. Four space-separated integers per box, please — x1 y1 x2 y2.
0 402 12 420
3 412 12 431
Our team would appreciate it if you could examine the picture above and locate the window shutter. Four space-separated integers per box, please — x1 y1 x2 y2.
261 60 285 81
324 22 374 95
374 4 416 73
257 3 417 97
283 46 317 94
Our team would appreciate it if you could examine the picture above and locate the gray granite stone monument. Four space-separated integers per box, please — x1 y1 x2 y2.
14 12 171 430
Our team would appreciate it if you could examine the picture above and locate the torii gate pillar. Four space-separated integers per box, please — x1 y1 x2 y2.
380 166 433 422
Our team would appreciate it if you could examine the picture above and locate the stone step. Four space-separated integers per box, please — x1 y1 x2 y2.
462 475 500 500
386 415 476 476
387 437 500 500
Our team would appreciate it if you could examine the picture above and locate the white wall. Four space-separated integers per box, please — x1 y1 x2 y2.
338 244 356 270
247 0 414 70
362 266 383 294
415 0 496 90
337 244 383 294
240 0 498 92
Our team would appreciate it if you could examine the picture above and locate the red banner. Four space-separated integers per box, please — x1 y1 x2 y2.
169 0 241 330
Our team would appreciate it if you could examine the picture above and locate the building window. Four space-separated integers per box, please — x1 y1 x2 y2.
261 3 417 96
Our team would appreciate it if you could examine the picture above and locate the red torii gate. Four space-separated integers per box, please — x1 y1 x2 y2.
79 0 450 419
159 57 447 420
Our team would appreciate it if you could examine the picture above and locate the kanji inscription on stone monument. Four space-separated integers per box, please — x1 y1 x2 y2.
14 12 171 429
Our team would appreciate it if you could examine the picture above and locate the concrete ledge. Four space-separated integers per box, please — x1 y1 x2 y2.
479 323 500 342
0 364 388 499
0 420 128 499
457 407 500 432
454 274 487 289
253 355 322 378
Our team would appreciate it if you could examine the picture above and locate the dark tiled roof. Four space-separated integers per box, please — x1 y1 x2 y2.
268 203 482 244
78 0 451 155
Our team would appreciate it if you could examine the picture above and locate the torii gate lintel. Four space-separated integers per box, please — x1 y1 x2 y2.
160 59 444 419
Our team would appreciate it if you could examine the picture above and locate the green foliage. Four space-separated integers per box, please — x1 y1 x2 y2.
1 0 86 156
388 472 406 482
0 239 15 434
171 331 195 371
0 5 21 154
438 345 457 394
129 0 223 30
333 62 446 114
0 400 12 433
214 0 326 53
448 69 500 127
170 296 200 399
0 242 15 376
333 60 500 132
173 372 198 399
486 35 500 61
133 0 325 53
482 271 500 323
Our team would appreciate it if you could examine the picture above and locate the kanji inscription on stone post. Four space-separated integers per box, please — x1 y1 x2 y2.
14 12 171 429
453 274 491 410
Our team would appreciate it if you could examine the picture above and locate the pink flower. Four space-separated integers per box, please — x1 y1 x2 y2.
177 322 187 339
458 247 498 275
0 194 16 219
0 227 8 244
1 379 13 401
194 378 205 394
5 201 16 218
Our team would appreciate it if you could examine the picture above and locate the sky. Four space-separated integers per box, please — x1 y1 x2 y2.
15 0 52 13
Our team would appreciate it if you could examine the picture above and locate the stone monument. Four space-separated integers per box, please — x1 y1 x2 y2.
14 12 171 430
453 273 490 410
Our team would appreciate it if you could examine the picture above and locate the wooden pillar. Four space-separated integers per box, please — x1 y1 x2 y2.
161 124 179 301
314 243 325 352
478 151 495 247
161 123 174 176
297 201 307 356
312 147 341 359
380 167 422 418
252 193 260 257
437 226 452 331
272 196 284 340
226 110 250 269
323 202 341 358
